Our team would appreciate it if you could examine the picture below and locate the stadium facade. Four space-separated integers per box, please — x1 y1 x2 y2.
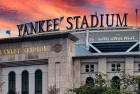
0 27 140 94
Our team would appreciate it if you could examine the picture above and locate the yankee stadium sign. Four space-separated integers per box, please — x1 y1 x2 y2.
17 13 128 36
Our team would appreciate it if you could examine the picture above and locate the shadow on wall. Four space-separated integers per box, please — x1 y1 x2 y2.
75 44 92 56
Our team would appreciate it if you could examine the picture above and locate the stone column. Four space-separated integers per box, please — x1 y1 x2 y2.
29 73 35 94
73 59 81 88
16 74 21 94
48 38 76 94
43 72 48 94
98 58 107 75
125 57 134 75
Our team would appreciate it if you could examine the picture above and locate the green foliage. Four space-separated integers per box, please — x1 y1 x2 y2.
72 72 140 94
47 85 59 94
73 84 95 94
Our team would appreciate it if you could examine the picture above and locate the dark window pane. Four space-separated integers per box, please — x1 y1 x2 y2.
90 65 94 68
112 64 115 67
91 69 94 72
35 70 42 94
22 71 29 94
117 68 121 71
139 64 140 67
86 65 89 68
90 65 93 71
8 71 16 93
86 65 89 72
86 69 89 72
117 64 120 67
90 65 94 72
112 68 115 71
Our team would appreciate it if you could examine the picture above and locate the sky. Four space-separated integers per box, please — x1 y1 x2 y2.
0 0 140 38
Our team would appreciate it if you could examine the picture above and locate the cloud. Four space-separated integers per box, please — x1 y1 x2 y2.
101 0 139 25
52 0 89 7
0 0 140 38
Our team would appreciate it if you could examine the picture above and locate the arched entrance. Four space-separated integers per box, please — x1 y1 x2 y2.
111 76 120 90
86 77 94 85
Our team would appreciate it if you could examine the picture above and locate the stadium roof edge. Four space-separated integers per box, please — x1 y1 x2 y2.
73 52 140 59
0 32 79 44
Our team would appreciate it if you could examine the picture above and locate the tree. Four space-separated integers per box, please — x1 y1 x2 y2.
47 85 59 94
72 72 140 94
0 82 4 92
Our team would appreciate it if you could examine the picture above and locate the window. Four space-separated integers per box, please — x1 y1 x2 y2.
35 70 42 94
8 71 16 94
111 64 115 71
117 64 121 71
86 77 94 85
111 63 121 72
85 64 94 72
86 65 89 72
22 71 29 94
138 64 140 71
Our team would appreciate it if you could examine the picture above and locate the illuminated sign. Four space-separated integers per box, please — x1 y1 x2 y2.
0 46 48 55
17 13 128 36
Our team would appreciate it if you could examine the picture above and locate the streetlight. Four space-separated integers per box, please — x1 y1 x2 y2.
135 9 138 28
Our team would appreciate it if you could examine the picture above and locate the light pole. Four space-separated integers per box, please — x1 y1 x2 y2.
135 9 138 28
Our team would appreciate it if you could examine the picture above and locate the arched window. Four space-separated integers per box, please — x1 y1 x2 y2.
8 71 16 94
86 77 94 85
22 71 29 94
35 70 42 94
111 76 120 90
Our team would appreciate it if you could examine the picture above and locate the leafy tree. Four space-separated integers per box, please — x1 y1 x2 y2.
47 85 59 94
72 72 140 94
0 82 4 92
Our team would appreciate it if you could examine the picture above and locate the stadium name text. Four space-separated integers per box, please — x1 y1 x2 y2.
0 46 48 55
17 13 128 36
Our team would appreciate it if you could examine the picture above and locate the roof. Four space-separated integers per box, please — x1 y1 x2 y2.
0 31 79 44
73 52 140 59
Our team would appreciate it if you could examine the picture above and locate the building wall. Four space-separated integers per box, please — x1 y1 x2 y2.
73 57 140 88
1 33 140 93
2 65 48 94
0 37 76 94
47 38 75 94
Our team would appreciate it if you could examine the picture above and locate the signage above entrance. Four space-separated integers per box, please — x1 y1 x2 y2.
0 46 48 55
17 13 128 36
73 31 139 43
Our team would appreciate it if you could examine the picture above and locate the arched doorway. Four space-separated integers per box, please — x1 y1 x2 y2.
86 77 94 85
8 71 16 94
111 76 120 90
35 69 42 94
22 70 29 94
137 80 140 93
